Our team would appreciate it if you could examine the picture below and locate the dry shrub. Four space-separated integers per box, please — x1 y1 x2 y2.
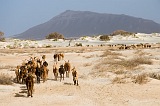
90 64 108 77
75 43 82 47
134 50 144 55
114 70 125 75
112 76 126 84
98 66 107 72
101 56 152 70
149 73 160 80
120 56 152 69
93 63 108 71
130 56 152 65
132 73 148 84
0 73 13 85
75 48 86 53
92 50 152 84
83 63 92 67
100 35 110 41
111 30 135 36
101 50 121 57
134 50 149 56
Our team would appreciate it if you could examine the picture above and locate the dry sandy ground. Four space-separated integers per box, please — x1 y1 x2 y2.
0 46 160 106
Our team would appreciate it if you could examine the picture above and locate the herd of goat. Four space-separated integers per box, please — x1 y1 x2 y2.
14 53 78 97
108 43 152 50
13 42 158 97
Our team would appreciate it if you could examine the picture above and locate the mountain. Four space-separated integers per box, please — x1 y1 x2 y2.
14 10 160 40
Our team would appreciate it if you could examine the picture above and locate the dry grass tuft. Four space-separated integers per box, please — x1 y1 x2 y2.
134 50 150 56
130 56 152 65
100 50 121 57
91 49 153 85
132 73 148 84
0 73 13 85
119 57 152 69
75 48 86 53
149 73 160 80
114 70 125 75
93 63 108 72
101 56 152 70
83 63 92 67
134 50 145 55
112 76 126 84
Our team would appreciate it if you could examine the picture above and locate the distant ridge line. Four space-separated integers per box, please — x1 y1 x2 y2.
13 10 160 40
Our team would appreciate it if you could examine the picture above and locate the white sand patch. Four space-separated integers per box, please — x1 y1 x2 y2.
2 33 160 49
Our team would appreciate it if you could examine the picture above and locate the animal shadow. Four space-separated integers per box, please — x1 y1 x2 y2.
15 86 27 98
63 82 73 85
19 90 27 93
14 93 26 97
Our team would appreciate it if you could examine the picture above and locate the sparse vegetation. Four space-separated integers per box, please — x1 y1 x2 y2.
111 30 135 36
45 45 52 48
100 50 121 57
99 35 110 41
101 55 152 70
149 73 160 80
132 73 148 84
134 50 149 56
46 32 64 40
75 43 82 47
114 70 125 75
83 63 92 67
0 73 13 85
75 48 86 53
91 49 153 85
112 76 126 84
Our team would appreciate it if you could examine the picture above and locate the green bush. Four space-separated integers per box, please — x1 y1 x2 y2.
111 30 135 36
75 43 82 46
100 35 110 41
46 32 64 39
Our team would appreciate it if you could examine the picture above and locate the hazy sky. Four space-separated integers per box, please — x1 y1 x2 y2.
0 0 160 37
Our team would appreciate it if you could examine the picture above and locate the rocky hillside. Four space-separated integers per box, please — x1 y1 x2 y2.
14 10 160 40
